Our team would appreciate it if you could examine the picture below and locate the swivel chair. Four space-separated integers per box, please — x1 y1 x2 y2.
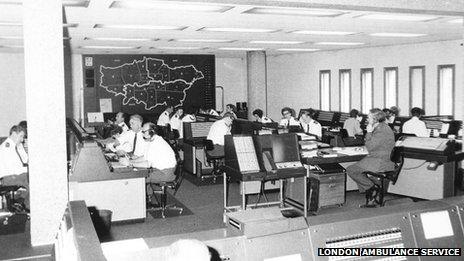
0 178 27 213
203 139 225 182
146 161 184 218
362 147 404 207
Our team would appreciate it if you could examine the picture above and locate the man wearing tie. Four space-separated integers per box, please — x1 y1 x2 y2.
0 125 29 209
299 109 322 139
114 114 146 157
279 107 299 127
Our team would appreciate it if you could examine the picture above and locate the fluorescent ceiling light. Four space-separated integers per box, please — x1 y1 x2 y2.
0 44 23 48
370 32 426 37
176 39 234 43
110 1 233 13
315 42 364 46
277 48 319 52
0 21 21 26
292 30 355 36
201 27 277 33
0 35 22 39
94 24 186 31
448 18 463 24
84 37 156 42
357 13 437 22
153 46 204 50
250 40 303 44
63 0 89 7
0 0 20 5
80 45 139 49
219 47 264 51
244 7 344 17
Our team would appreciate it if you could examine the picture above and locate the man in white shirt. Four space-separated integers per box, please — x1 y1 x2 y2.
206 113 234 156
402 107 428 137
121 122 177 183
114 112 129 132
279 107 299 127
221 104 237 119
252 109 273 123
157 105 174 126
343 109 363 137
0 125 29 209
299 109 322 139
113 114 146 157
169 107 183 137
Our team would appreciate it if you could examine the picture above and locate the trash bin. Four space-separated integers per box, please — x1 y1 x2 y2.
88 207 112 241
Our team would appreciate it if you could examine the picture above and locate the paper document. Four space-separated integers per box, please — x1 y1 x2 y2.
99 98 113 113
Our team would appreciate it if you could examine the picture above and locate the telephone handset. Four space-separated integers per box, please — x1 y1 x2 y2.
262 150 277 172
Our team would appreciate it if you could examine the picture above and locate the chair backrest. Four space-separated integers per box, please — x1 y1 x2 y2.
390 147 405 179
340 128 349 138
204 139 215 151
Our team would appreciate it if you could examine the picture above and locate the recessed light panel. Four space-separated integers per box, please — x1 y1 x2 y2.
250 40 303 44
292 30 355 36
244 7 345 17
277 48 319 52
370 33 426 37
219 47 264 51
447 18 463 24
200 27 277 33
94 24 186 31
315 42 364 46
176 39 234 43
80 45 140 49
110 1 233 13
0 21 21 26
154 46 204 50
84 37 156 42
357 13 438 22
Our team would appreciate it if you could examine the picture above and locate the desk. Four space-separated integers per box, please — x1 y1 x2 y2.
68 140 148 222
223 165 308 218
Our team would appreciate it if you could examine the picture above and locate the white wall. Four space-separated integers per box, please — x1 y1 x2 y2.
267 40 464 121
0 53 26 135
215 57 247 112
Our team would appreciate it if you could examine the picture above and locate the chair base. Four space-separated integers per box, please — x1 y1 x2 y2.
146 203 183 219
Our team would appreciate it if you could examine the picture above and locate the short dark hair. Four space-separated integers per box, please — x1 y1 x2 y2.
222 112 236 120
226 104 236 112
9 125 25 136
281 107 293 116
301 108 316 119
349 109 359 118
382 108 391 114
252 109 263 118
411 107 423 117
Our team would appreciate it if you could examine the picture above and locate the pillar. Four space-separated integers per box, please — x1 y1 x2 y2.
247 51 268 118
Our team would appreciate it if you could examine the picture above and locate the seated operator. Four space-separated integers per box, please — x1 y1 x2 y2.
206 112 235 157
279 107 299 127
299 109 322 139
252 109 273 123
221 104 237 119
120 122 177 183
0 125 29 210
157 104 174 127
402 107 428 137
343 109 363 137
111 114 145 157
346 108 395 208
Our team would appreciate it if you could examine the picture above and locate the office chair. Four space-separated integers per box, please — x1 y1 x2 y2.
204 139 225 182
0 178 27 213
146 160 184 218
362 147 404 207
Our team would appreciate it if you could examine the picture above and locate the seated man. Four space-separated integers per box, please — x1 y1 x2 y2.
402 107 428 137
157 104 174 127
0 125 29 210
221 104 237 119
343 109 363 137
299 108 322 139
113 112 129 132
252 109 273 123
206 112 234 157
279 107 299 127
112 114 146 157
121 122 177 183
346 108 395 207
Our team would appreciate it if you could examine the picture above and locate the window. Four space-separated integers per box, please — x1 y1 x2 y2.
360 68 373 113
409 66 425 109
319 70 331 110
339 69 351 112
438 65 455 115
384 67 398 108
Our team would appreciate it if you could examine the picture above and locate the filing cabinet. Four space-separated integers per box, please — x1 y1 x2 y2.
308 171 346 212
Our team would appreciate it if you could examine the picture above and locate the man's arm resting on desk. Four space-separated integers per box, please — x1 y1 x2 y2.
119 156 150 169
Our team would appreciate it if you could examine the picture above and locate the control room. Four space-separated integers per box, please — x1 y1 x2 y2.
0 1 464 261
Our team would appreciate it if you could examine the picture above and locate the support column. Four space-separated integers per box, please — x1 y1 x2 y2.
23 0 68 246
247 51 267 119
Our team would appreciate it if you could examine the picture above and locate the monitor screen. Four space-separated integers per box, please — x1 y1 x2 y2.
271 133 300 163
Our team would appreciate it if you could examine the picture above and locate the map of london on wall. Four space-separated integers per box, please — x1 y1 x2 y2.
85 55 215 115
